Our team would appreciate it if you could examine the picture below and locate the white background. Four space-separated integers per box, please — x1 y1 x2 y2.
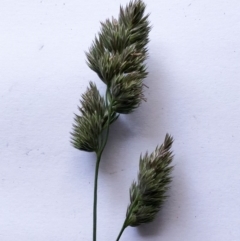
0 0 240 240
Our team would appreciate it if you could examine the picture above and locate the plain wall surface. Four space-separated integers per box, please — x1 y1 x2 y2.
0 0 240 240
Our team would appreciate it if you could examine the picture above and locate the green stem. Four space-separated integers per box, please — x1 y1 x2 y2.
116 194 139 241
93 153 101 241
116 222 126 241
93 88 112 241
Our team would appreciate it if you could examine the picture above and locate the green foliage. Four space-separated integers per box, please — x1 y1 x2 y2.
125 134 174 226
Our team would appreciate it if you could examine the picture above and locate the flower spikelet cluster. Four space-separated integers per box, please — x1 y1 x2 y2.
125 134 174 226
71 82 117 152
86 0 151 114
71 0 151 152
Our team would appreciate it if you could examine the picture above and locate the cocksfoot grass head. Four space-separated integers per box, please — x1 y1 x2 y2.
70 1 174 240
71 0 151 153
125 134 174 226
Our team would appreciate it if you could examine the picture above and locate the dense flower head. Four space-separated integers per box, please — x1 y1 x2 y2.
86 0 150 113
126 134 174 226
72 0 151 152
71 82 117 152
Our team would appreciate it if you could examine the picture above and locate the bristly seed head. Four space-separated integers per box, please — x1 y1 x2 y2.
72 0 152 153
70 82 117 152
125 134 174 227
86 0 150 114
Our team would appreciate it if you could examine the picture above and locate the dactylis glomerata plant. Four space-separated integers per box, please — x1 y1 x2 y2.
71 1 174 240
